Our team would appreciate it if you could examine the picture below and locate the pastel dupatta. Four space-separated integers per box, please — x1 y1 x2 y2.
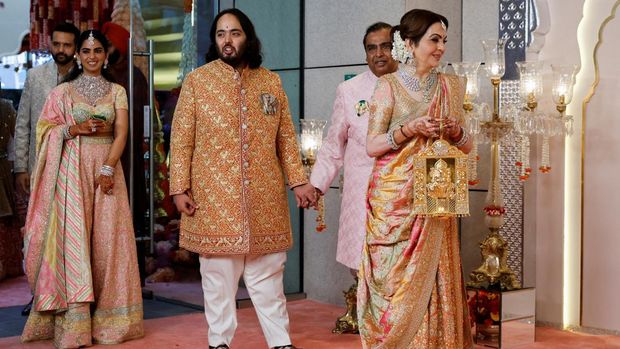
358 73 473 349
23 84 94 313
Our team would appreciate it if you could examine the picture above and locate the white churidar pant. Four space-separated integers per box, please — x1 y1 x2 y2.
199 252 291 348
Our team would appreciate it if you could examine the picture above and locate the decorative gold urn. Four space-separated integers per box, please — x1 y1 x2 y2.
412 139 469 217
468 229 521 290
332 279 359 334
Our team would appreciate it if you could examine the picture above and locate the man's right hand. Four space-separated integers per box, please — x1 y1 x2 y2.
173 192 198 216
15 172 30 194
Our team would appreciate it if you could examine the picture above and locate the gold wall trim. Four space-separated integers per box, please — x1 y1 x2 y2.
579 0 620 326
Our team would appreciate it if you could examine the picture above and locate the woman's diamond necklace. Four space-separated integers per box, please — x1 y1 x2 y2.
399 68 437 103
72 74 111 106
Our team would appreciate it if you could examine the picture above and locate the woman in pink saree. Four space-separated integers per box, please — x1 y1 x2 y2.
21 30 143 348
358 10 474 349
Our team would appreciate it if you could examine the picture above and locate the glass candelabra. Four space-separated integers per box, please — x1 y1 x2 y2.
456 39 577 290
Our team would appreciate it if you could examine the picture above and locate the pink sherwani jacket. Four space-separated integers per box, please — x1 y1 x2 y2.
310 70 378 269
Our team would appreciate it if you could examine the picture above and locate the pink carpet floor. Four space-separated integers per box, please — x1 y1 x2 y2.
0 276 31 308
1 276 620 348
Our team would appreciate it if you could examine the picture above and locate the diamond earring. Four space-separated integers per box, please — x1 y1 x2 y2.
405 50 413 63
76 58 82 69
104 59 108 69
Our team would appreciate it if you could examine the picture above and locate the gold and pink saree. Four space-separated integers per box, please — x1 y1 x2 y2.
21 83 143 348
358 72 474 349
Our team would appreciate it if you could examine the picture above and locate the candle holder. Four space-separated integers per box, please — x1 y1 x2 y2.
452 61 490 186
300 119 327 231
468 39 520 290
515 61 544 177
465 38 577 290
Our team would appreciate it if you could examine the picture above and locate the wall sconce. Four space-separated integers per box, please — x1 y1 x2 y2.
551 64 578 136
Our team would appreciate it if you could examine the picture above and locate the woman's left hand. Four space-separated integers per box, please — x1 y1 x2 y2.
435 117 461 140
96 174 114 195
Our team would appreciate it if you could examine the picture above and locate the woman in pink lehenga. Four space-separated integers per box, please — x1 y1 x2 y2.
21 30 143 348
358 9 474 349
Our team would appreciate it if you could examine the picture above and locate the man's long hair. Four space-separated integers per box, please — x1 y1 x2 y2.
205 8 263 69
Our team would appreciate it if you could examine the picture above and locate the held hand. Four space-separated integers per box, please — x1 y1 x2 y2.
437 117 461 140
74 119 107 135
15 172 30 194
173 192 198 216
96 174 114 195
293 183 319 209
406 116 440 138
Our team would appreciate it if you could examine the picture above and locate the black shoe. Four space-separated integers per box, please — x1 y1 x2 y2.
272 346 298 349
209 345 229 349
21 297 33 316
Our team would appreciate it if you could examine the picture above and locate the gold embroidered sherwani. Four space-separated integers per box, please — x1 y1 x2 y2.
170 59 307 255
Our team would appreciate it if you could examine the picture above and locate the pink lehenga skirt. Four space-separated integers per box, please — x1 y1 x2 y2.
21 138 144 348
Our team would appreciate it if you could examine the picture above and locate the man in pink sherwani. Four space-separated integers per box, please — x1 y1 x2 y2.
310 22 398 272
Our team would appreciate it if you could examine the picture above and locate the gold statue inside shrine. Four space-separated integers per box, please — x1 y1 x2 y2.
412 139 469 217
427 159 456 213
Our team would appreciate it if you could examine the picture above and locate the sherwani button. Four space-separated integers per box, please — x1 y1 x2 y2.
242 106 248 112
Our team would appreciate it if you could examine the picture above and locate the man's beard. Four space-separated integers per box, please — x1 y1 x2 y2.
52 52 72 65
218 43 246 68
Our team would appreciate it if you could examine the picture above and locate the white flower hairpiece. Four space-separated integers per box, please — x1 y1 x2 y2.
391 30 408 63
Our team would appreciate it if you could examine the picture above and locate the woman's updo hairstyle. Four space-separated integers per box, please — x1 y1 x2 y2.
398 9 449 46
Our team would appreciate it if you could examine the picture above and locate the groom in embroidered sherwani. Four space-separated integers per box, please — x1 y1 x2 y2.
310 22 398 272
170 8 315 349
